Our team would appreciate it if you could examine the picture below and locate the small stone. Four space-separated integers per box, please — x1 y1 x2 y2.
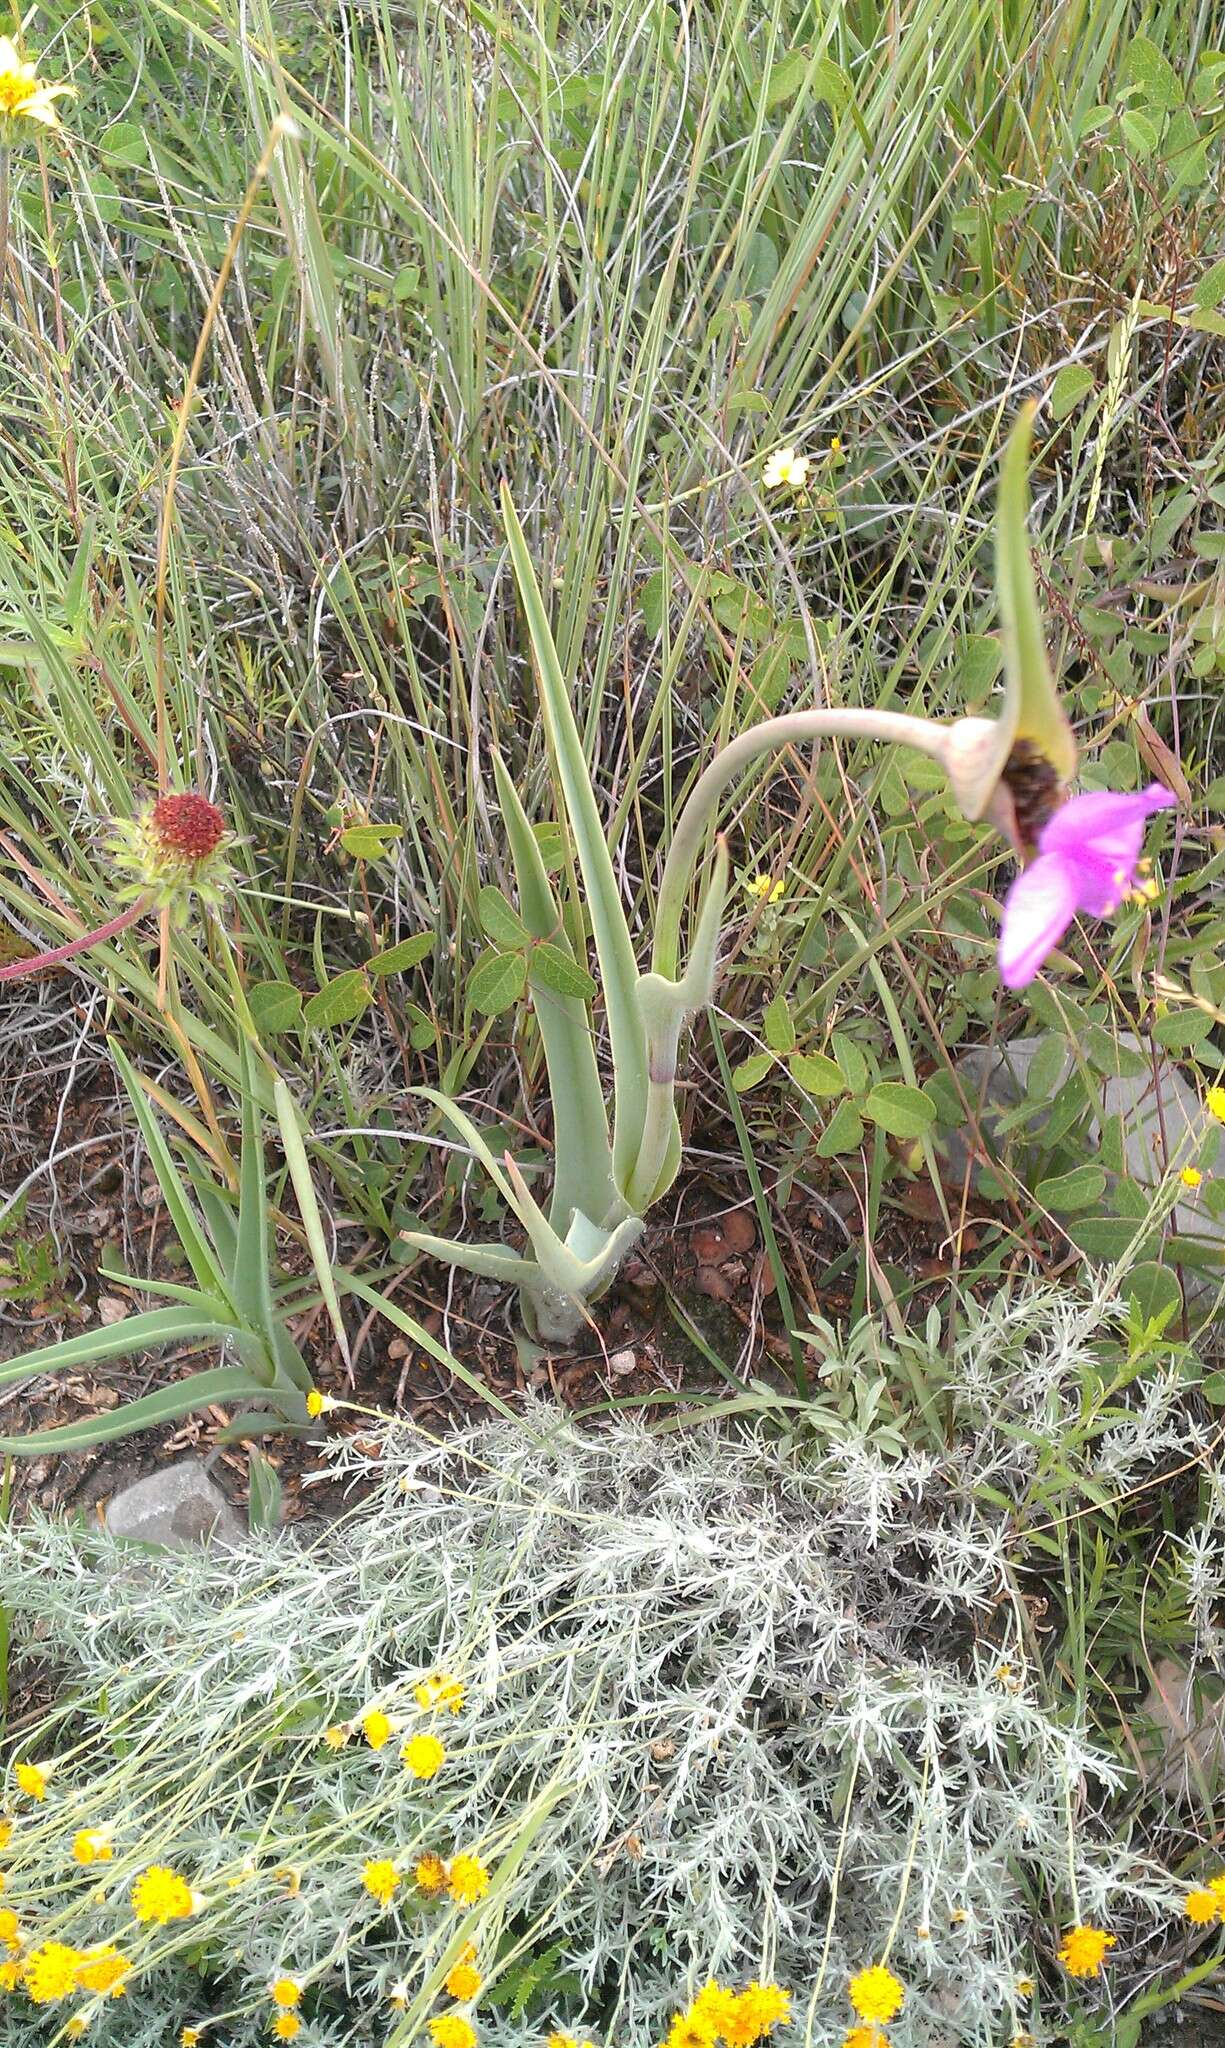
96 1295 129 1325
105 1458 245 1551
608 1348 636 1376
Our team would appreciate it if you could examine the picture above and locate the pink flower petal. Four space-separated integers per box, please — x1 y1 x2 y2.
998 852 1081 990
1040 784 1175 861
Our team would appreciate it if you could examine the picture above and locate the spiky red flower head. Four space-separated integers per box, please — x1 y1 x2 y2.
149 793 226 862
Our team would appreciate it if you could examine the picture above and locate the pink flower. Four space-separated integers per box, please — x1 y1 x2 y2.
998 783 1176 990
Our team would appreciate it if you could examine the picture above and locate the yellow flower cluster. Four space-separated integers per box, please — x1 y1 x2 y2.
847 1966 904 2025
17 1939 132 2004
1056 1925 1115 1978
745 875 784 905
416 1671 466 1714
658 1976 791 2048
132 1865 197 1925
1184 1873 1225 1925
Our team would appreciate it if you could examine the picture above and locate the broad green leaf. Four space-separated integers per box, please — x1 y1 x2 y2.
247 981 304 1034
468 948 527 1015
862 1083 937 1139
1124 1263 1182 1327
1049 364 1095 420
732 1052 775 1093
789 1052 847 1097
1034 1164 1108 1213
641 570 667 637
1152 1009 1214 1049
478 885 529 948
1125 32 1182 111
529 942 597 1001
366 933 435 976
100 121 146 166
1193 259 1225 310
1120 108 1158 157
763 992 795 1055
831 1031 869 1096
816 1100 864 1157
339 824 403 859
303 971 371 1029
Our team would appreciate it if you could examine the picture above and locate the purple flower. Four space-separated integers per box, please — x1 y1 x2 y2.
998 783 1176 991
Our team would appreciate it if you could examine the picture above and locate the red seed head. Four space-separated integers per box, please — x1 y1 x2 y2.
149 792 227 861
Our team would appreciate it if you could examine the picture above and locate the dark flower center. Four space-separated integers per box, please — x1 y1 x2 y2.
1000 740 1062 848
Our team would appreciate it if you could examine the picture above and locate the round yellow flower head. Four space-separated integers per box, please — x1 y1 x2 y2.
416 1851 450 1894
402 1732 446 1780
182 2031 204 2046
667 2018 715 2048
306 1389 325 1419
763 447 809 492
75 1945 132 1996
842 2030 890 2048
322 1723 350 1750
1014 1976 1035 1998
0 37 73 131
1184 1887 1218 1925
415 1671 466 1715
546 2035 579 2048
14 1760 52 1802
847 1967 905 2024
1057 1925 1115 1978
745 874 784 905
272 2018 301 2042
447 1852 490 1905
131 1866 196 1925
429 2017 477 2048
1206 1086 1225 1125
72 1827 114 1866
65 2019 91 2041
1209 1874 1225 1913
736 1983 791 2039
362 1858 401 1907
690 1982 739 2038
0 1908 22 1953
271 1977 302 2008
23 1940 83 2004
361 1708 395 1751
1180 1166 1204 1190
446 1960 483 2002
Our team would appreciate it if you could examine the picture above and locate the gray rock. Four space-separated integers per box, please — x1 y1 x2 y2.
105 1458 245 1550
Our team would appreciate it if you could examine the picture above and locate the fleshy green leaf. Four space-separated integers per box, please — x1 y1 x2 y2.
862 1083 937 1139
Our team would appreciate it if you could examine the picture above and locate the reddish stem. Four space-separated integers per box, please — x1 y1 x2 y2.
0 896 150 984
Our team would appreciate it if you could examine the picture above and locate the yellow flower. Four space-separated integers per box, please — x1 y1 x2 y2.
447 1851 490 1905
842 2031 890 2048
735 1983 791 2039
402 1732 446 1780
66 2019 91 2040
15 1760 52 1802
690 1983 739 2038
1014 1977 1035 1997
847 1967 905 2024
361 1708 395 1751
429 2017 477 2048
363 1858 401 1907
415 1672 466 1714
1180 1166 1204 1189
0 1908 21 1952
306 1389 325 1417
322 1723 350 1750
1057 1925 1115 1978
668 2018 717 2048
72 1827 114 1865
272 2018 301 2042
416 1851 450 1894
75 1946 131 1996
0 37 73 131
547 2035 579 2048
1209 1874 1225 1913
23 1940 83 2003
182 2032 203 2046
271 1977 302 2008
446 1960 482 2001
830 437 843 455
132 1865 195 1924
1184 1887 1219 1925
0 1958 20 1991
0 1819 10 1850
763 447 809 491
746 874 784 904
1206 1086 1225 1124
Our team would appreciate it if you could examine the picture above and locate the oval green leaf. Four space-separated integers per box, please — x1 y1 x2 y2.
303 971 372 1030
862 1082 937 1140
467 948 527 1016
